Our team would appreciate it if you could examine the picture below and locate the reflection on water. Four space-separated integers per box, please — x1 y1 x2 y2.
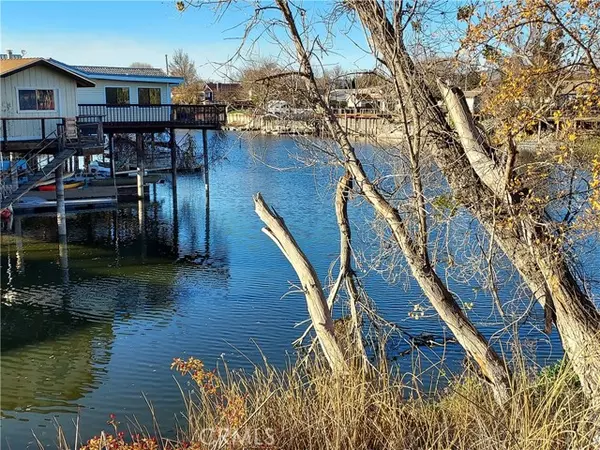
1 319 113 415
1 132 587 446
1 156 230 444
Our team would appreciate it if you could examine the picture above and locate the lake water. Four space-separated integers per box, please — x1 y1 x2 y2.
0 132 585 447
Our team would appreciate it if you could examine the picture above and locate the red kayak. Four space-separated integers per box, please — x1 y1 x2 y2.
37 181 84 191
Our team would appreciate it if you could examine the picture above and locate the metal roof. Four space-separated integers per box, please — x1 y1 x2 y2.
64 64 183 84
72 65 168 77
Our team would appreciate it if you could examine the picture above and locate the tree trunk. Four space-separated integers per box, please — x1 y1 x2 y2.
441 75 600 402
533 245 600 400
253 193 349 375
275 0 512 403
335 172 369 367
436 82 505 199
348 0 600 404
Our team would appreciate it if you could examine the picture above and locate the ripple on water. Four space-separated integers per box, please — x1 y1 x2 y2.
2 132 593 447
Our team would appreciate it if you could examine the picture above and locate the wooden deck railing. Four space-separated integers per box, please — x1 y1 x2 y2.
1 116 64 147
1 116 104 153
78 104 227 128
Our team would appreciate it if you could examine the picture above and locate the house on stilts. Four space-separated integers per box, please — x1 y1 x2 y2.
1 55 227 234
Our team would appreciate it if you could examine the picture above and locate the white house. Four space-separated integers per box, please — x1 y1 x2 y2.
62 64 183 106
329 88 391 112
266 100 292 115
2 57 225 148
50 62 184 124
0 58 95 141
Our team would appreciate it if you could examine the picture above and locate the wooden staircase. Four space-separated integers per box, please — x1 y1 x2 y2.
1 148 77 209
0 116 107 210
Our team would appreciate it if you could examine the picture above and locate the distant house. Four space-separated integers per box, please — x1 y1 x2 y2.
0 57 96 142
203 82 243 103
329 88 391 112
266 100 292 115
463 88 483 115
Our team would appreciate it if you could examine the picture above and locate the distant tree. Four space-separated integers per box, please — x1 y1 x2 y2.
355 72 382 88
169 49 199 84
239 59 311 108
239 59 283 106
169 49 203 104
130 62 154 68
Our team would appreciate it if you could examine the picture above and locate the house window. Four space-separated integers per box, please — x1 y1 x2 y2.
18 89 56 111
105 87 130 105
138 88 161 105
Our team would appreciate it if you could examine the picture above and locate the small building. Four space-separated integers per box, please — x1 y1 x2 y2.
266 100 292 115
203 82 243 103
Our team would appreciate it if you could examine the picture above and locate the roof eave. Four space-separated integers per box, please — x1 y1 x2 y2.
0 59 96 87
76 79 96 88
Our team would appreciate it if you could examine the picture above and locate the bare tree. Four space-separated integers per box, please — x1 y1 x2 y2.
180 0 600 406
346 0 600 404
169 49 199 83
170 49 204 104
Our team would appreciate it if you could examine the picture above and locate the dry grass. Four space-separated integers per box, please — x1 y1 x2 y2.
61 353 599 450
171 355 597 450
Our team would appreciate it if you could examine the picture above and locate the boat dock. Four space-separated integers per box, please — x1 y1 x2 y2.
12 184 152 214
20 184 150 202
2 106 225 233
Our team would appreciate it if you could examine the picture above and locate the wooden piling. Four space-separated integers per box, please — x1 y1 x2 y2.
108 133 115 178
136 133 144 199
170 128 177 192
59 234 69 285
56 163 67 237
172 185 179 253
202 129 209 196
138 199 145 233
9 152 19 189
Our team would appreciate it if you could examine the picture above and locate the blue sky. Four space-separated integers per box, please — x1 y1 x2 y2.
1 1 377 80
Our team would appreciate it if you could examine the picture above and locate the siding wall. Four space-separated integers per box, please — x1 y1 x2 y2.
76 80 172 105
77 79 173 123
0 65 81 141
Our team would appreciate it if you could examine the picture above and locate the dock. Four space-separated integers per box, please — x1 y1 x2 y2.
22 186 124 201
2 105 226 234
